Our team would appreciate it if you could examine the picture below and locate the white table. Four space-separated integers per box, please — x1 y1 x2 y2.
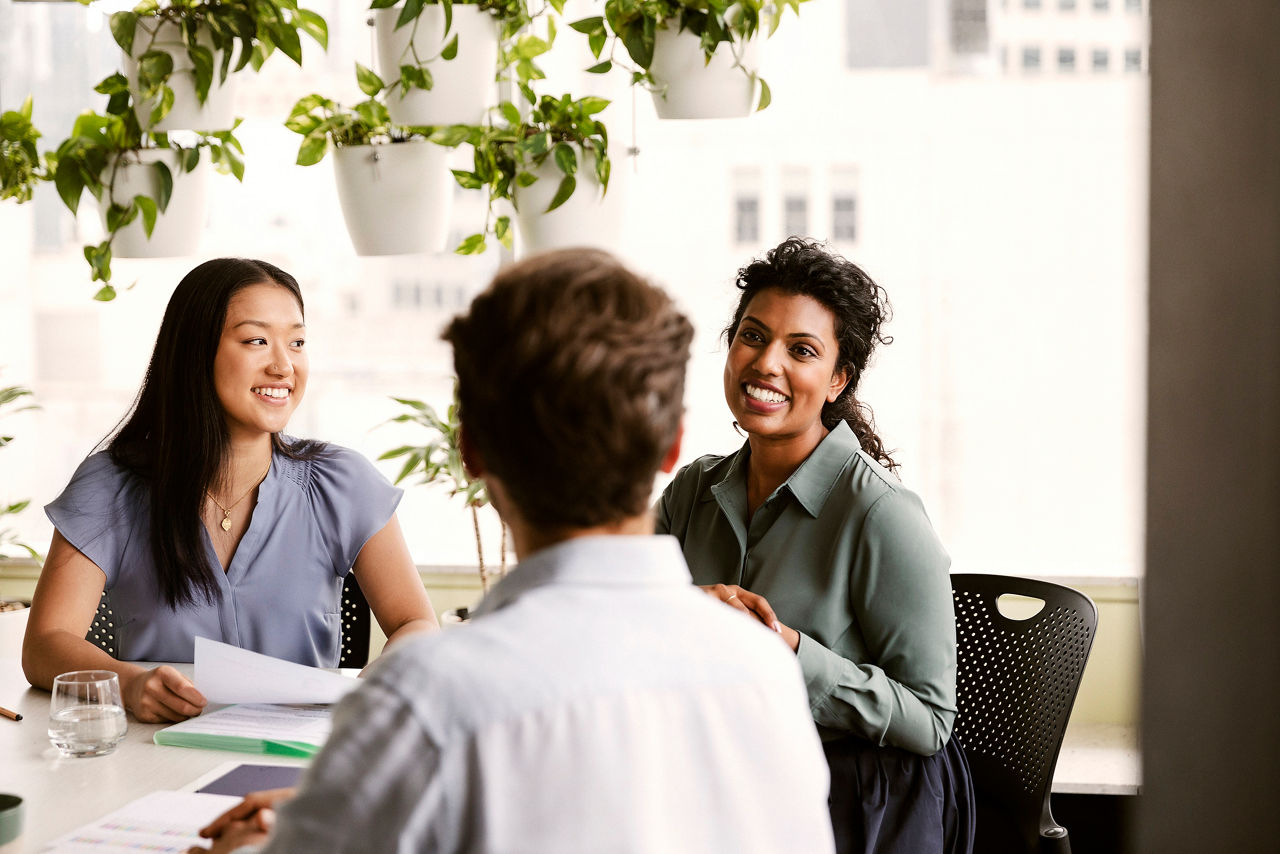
0 608 307 851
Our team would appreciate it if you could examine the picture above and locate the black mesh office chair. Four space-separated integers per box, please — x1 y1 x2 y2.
951 574 1098 854
88 573 372 668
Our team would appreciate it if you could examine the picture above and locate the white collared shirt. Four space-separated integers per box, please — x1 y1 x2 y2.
254 535 835 853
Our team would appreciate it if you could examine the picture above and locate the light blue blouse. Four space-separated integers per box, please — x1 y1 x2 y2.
45 443 401 666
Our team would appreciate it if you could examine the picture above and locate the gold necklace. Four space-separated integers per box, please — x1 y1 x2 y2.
206 460 271 532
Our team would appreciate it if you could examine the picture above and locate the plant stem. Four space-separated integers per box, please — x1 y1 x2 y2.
471 503 489 593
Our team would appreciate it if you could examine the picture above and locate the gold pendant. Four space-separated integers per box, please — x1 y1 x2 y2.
221 515 232 532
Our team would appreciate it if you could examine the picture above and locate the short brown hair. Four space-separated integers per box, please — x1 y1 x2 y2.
443 248 694 529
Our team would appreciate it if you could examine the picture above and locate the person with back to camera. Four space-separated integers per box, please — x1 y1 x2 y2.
22 257 438 723
190 247 836 854
656 237 976 854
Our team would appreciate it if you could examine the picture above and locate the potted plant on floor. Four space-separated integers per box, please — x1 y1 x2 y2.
570 0 805 118
47 70 244 300
368 0 546 127
285 63 455 256
0 97 50 204
380 386 508 598
0 382 41 565
105 0 329 132
447 91 614 255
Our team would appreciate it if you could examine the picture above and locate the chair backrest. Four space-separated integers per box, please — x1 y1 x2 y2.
88 575 372 668
338 572 371 669
950 573 1098 854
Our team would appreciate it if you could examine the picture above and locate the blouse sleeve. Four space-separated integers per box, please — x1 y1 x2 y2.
308 447 403 575
43 453 140 587
795 489 958 756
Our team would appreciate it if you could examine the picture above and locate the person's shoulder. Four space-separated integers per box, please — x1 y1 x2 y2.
667 449 738 495
63 450 137 494
273 439 383 488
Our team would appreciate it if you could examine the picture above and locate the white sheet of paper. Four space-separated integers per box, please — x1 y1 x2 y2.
159 702 333 745
194 636 358 704
41 790 241 853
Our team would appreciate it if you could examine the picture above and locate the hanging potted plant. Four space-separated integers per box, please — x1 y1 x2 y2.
106 0 329 132
285 63 455 256
368 0 542 127
0 381 41 566
571 0 804 119
48 71 244 301
379 386 508 601
446 91 616 255
0 96 51 204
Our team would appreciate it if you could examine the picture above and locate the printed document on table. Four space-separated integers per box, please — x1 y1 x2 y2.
154 703 333 756
194 636 357 704
41 790 240 853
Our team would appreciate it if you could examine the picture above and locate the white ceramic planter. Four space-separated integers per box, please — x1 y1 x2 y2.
514 153 622 254
102 148 209 258
648 26 761 119
374 5 500 127
123 19 238 132
332 140 453 256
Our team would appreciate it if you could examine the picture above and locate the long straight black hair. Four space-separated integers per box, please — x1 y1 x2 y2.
108 258 324 608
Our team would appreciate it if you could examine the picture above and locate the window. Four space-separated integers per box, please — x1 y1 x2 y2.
1124 0 1142 10
783 195 809 239
1059 0 1077 10
1092 0 1109 10
1058 47 1077 72
1023 0 1042 9
832 195 858 242
1092 48 1110 72
735 197 760 243
1022 46 1042 71
1124 47 1143 72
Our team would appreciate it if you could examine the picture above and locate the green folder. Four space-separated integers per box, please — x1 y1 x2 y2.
152 703 331 757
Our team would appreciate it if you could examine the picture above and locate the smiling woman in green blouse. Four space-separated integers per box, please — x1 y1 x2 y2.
656 238 974 854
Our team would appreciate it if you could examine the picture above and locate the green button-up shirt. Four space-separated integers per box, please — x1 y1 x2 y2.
656 422 957 756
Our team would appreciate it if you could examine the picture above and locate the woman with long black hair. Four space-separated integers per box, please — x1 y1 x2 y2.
657 238 974 853
23 258 437 722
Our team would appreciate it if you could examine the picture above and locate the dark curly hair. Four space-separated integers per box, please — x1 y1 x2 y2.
725 237 897 472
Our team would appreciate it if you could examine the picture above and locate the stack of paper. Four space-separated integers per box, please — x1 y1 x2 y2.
152 638 358 756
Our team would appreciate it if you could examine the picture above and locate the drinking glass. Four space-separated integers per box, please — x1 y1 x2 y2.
48 670 127 757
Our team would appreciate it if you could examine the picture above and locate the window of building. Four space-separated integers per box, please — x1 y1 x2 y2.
1124 0 1142 11
783 195 809 239
1092 0 1109 10
1058 47 1077 72
1124 47 1143 71
1059 0 1077 10
1022 46 1042 71
735 197 760 243
832 195 858 242
1092 48 1110 72
1023 0 1042 9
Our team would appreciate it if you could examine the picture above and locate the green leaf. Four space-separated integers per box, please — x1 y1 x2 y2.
53 162 85 214
296 9 329 50
569 16 604 35
181 147 200 172
579 96 610 116
588 28 606 60
151 160 173 211
451 169 483 190
109 12 137 54
138 50 175 89
585 60 612 74
190 45 215 103
553 143 577 176
136 194 158 237
396 0 427 30
369 0 399 8
296 133 328 166
428 125 472 147
544 174 576 212
105 201 136 234
149 86 175 127
455 233 486 255
496 216 513 249
272 23 304 66
441 34 459 62
356 62 385 97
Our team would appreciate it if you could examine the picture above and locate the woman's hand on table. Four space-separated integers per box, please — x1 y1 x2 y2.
698 584 801 652
123 665 207 723
192 787 297 853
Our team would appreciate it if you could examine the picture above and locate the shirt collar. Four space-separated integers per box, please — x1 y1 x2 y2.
708 421 863 520
472 535 692 618
784 421 863 517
